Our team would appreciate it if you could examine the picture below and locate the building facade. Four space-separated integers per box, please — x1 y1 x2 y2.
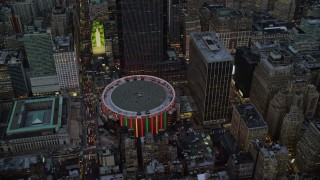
295 121 320 176
188 32 233 124
249 49 292 118
209 8 252 54
53 36 79 91
0 96 70 157
231 103 268 151
273 0 296 22
233 47 260 98
51 6 68 37
226 152 254 179
117 0 166 75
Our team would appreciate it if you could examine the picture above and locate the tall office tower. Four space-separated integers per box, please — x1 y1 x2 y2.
51 6 68 37
208 8 252 54
230 103 268 151
279 106 304 153
234 47 260 98
53 36 79 91
23 30 60 96
226 152 254 180
169 0 183 47
250 49 292 118
12 0 37 27
273 0 296 22
188 32 233 125
183 0 205 61
249 140 278 180
117 0 166 75
295 121 320 176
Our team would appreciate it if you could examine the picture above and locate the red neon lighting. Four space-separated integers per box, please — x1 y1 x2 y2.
120 116 123 126
151 117 154 134
130 117 133 128
140 117 143 137
160 113 163 129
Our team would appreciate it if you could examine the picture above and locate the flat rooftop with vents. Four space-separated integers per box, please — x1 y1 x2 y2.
235 103 267 129
191 32 233 63
6 96 63 136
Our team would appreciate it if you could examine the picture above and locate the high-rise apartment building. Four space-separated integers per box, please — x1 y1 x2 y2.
233 47 260 98
53 36 79 91
188 32 233 124
230 103 268 151
51 6 68 37
273 0 296 22
250 49 292 118
117 0 166 75
23 30 60 96
295 121 320 176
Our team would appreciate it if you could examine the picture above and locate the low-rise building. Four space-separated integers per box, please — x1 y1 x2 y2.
0 96 70 157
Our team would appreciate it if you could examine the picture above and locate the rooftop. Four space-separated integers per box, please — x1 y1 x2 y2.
180 96 197 112
53 36 73 53
103 75 175 118
52 6 66 14
191 32 233 63
235 104 267 129
6 96 63 135
231 152 253 165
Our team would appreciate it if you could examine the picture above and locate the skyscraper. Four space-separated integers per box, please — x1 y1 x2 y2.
188 32 233 125
53 36 79 91
23 30 60 96
250 49 292 118
117 0 166 75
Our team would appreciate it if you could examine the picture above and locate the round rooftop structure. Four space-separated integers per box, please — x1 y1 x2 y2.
101 75 176 137
102 75 175 118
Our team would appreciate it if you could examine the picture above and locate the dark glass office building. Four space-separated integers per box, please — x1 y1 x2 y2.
234 47 260 98
116 0 167 75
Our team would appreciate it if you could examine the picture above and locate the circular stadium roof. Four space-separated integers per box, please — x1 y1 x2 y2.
102 75 175 118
